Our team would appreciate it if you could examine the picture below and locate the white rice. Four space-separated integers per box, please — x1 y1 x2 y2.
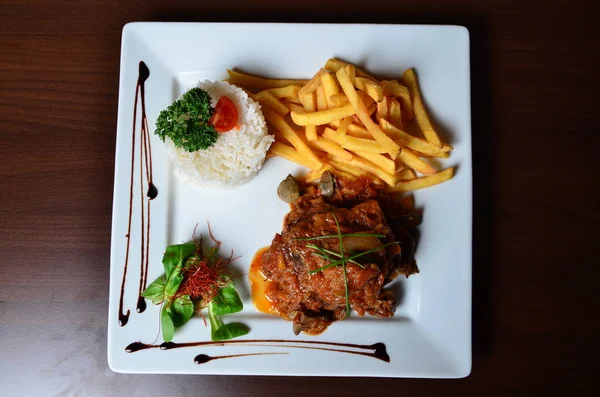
164 80 273 189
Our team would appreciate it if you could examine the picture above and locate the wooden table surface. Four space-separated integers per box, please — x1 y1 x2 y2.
1 1 599 395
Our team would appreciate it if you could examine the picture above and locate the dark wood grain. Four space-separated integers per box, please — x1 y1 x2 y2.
1 0 599 395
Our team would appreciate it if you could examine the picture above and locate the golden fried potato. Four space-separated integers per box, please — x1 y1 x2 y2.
254 90 289 116
290 103 355 126
334 116 353 139
227 69 308 89
316 86 328 111
329 154 396 186
282 100 306 114
269 142 315 169
321 72 340 108
336 68 400 158
307 137 353 161
381 80 414 120
298 68 325 97
324 58 378 81
379 119 452 156
390 168 454 191
354 77 384 102
267 85 302 100
263 108 323 170
377 96 389 120
402 68 442 148
301 92 317 141
323 127 387 154
352 150 396 175
388 98 403 129
396 168 416 180
398 147 437 175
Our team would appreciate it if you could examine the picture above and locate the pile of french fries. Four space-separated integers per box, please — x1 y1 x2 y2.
227 58 454 192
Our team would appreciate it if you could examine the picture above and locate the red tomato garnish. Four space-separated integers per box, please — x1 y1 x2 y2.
210 96 238 133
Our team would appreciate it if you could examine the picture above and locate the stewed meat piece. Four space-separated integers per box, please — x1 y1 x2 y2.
259 176 419 335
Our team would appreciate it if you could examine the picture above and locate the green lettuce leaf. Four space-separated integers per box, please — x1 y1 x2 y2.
210 283 243 316
161 306 175 342
162 243 197 278
171 295 194 328
141 275 166 305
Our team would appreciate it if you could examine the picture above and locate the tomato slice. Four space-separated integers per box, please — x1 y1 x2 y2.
210 95 239 133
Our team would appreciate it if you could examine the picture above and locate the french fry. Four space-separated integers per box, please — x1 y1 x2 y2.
334 116 353 139
323 128 387 154
263 107 323 170
301 92 318 141
267 85 302 100
324 58 378 81
316 86 328 111
227 69 308 89
330 120 371 139
398 148 437 175
286 95 304 104
352 151 396 175
254 90 289 116
354 77 384 102
329 93 348 106
307 137 353 161
321 72 340 108
282 101 306 114
381 80 414 120
402 68 442 148
329 155 397 187
367 103 377 116
390 168 454 192
396 169 417 180
331 92 374 108
336 68 400 158
377 96 389 120
380 119 452 156
328 160 385 185
358 91 375 109
388 98 403 129
268 142 315 169
268 124 287 144
290 103 355 126
298 68 324 98
345 65 356 84
328 159 366 177
414 150 450 159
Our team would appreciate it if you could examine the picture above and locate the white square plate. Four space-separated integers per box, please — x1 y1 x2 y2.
108 22 472 378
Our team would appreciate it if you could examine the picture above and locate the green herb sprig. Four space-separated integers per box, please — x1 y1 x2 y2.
155 88 218 152
293 213 398 317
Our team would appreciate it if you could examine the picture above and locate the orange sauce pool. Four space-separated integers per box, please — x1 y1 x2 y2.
249 247 279 316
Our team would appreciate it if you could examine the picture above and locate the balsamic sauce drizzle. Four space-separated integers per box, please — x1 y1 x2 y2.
125 339 389 364
194 352 287 365
118 61 157 326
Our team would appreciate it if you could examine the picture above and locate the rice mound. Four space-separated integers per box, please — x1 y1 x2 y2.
164 80 273 189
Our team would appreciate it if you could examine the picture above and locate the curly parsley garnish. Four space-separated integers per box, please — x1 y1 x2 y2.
155 88 218 152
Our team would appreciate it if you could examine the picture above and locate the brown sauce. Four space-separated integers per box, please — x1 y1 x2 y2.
249 247 279 315
194 352 286 365
118 60 157 326
125 339 389 363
